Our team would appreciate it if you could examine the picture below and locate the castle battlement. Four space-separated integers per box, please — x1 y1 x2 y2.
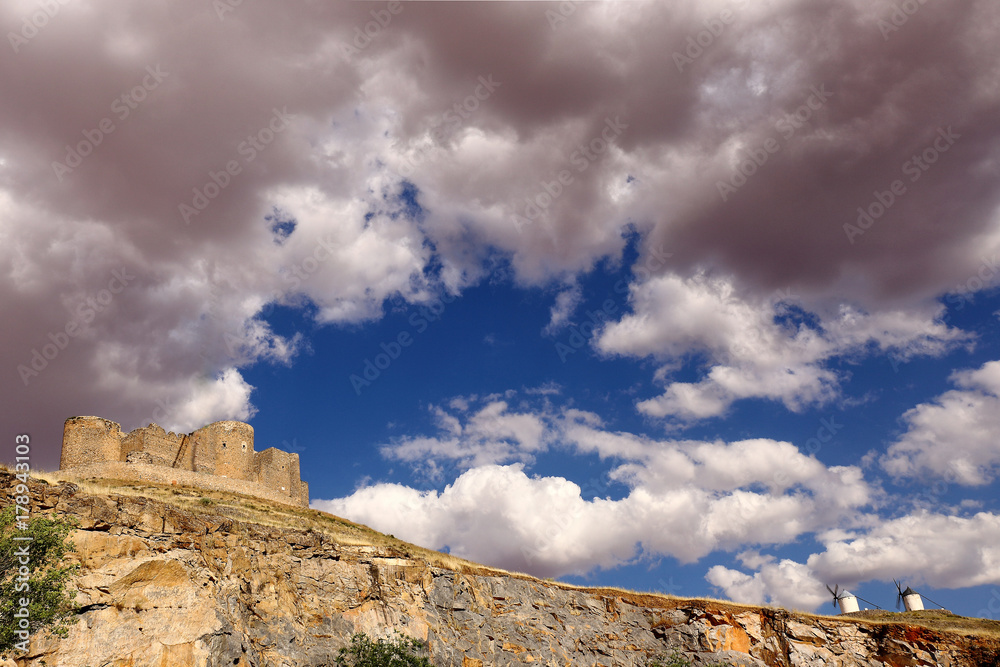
59 416 308 507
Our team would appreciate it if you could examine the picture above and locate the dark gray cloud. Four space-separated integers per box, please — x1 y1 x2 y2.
2 0 999 463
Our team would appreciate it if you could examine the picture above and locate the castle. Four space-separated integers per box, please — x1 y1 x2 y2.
59 416 308 507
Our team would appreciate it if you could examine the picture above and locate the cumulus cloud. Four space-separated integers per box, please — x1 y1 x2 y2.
706 559 828 612
543 284 583 335
318 451 871 577
707 511 1000 612
595 273 965 421
808 511 1000 590
317 465 640 578
882 360 1000 485
381 399 555 479
317 394 873 577
4 0 1000 468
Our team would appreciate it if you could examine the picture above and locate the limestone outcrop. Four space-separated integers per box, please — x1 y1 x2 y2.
6 472 1000 667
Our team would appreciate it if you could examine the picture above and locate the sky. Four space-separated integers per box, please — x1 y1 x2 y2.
2 0 1000 618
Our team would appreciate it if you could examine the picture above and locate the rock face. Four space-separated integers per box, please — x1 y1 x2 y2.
7 473 1000 667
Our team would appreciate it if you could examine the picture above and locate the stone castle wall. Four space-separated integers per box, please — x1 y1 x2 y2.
120 424 187 468
203 421 256 481
61 462 307 508
253 448 306 504
60 416 308 507
61 417 123 469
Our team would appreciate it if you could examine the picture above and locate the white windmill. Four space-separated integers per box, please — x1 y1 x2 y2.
826 584 860 614
894 580 924 611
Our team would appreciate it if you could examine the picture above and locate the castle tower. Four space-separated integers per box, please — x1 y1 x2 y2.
61 416 123 469
192 420 255 481
253 447 302 501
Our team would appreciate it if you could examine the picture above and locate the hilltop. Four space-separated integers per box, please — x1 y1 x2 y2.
3 468 999 667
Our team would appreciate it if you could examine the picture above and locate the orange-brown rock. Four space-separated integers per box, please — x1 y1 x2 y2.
4 472 999 667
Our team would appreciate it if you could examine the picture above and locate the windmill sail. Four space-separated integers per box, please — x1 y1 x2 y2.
894 580 924 612
825 584 859 614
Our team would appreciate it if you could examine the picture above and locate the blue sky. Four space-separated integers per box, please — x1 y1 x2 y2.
255 227 1000 617
3 0 1000 618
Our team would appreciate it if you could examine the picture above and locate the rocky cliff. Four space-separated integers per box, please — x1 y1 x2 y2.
4 471 999 667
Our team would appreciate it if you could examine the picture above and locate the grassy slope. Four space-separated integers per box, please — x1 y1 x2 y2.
17 466 1000 643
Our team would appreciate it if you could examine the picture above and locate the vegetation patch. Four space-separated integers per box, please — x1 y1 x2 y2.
0 506 79 656
335 632 434 667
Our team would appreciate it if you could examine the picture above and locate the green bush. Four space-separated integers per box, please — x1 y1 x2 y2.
647 650 731 667
0 506 79 656
335 632 434 667
648 652 693 667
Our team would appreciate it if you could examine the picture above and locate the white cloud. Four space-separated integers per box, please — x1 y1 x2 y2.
706 560 828 612
315 464 636 577
707 510 1000 613
318 452 872 578
882 360 1000 485
382 400 554 477
544 284 583 335
4 0 1000 462
165 368 257 433
319 394 873 577
807 511 1000 590
270 184 434 324
595 272 965 421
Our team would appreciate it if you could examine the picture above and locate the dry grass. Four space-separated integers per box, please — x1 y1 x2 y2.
35 468 521 578
815 609 1000 640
